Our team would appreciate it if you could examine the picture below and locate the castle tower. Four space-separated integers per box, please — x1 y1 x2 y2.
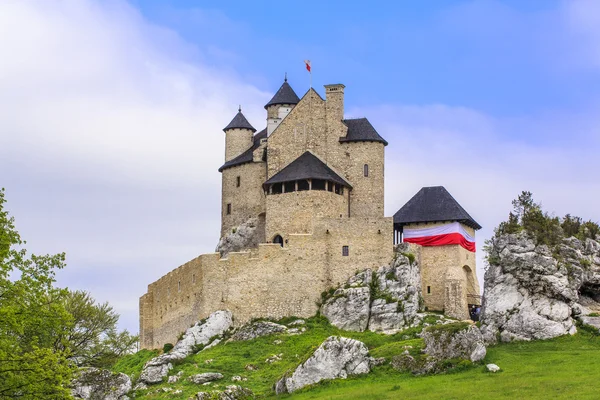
223 107 256 162
393 186 482 320
265 77 300 136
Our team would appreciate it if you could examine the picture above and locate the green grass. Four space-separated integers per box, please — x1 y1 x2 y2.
125 318 600 399
112 349 158 382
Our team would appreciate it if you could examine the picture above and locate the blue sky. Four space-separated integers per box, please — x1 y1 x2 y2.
0 0 599 333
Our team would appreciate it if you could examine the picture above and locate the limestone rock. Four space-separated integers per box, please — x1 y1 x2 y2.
486 363 500 372
422 324 487 363
320 248 422 333
231 321 287 341
139 310 233 384
71 368 132 400
196 385 253 400
275 336 372 394
480 233 600 343
579 316 600 332
189 372 224 384
216 217 261 257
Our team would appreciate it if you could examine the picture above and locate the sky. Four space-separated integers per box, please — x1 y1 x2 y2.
0 0 599 334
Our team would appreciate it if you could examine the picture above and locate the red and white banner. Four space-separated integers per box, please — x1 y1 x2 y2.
403 222 476 252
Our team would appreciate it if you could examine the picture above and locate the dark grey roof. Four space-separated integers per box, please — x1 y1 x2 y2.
264 79 300 109
340 118 388 146
393 186 481 230
218 129 267 172
264 151 352 188
223 110 256 132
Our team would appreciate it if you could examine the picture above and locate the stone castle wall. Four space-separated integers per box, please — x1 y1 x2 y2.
404 222 479 320
140 216 393 349
224 128 253 162
221 162 266 238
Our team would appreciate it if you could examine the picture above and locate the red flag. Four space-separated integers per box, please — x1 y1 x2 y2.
304 60 311 73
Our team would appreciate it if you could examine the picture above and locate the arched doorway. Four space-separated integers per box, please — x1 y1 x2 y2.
463 265 480 321
273 234 284 247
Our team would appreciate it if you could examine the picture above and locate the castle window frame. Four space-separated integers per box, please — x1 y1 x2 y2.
312 179 326 191
427 286 431 294
178 281 181 292
297 179 310 191
236 176 241 187
364 164 369 177
327 181 334 192
284 181 295 193
226 203 231 215
342 245 349 256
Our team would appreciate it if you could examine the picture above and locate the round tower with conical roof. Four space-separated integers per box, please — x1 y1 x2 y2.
223 107 256 162
265 76 300 137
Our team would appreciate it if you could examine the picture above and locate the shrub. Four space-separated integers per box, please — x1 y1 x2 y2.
162 343 174 353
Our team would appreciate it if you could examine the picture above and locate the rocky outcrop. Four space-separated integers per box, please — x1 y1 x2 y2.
275 336 374 394
321 246 422 333
72 368 131 400
481 233 600 343
139 310 233 384
230 321 287 341
189 372 223 384
392 322 486 375
196 385 253 400
216 217 262 257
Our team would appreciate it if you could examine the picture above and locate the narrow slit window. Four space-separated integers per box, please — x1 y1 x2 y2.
236 176 241 187
226 203 231 215
178 281 181 292
427 286 431 294
364 164 369 177
342 245 349 256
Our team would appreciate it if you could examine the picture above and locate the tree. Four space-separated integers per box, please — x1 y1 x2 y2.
57 290 138 368
0 188 74 399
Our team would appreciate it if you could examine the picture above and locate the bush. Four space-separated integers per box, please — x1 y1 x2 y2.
163 343 174 353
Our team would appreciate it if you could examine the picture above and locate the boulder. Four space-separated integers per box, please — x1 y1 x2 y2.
196 385 253 400
71 368 131 400
480 233 600 343
189 372 224 384
486 364 500 372
579 316 600 332
320 247 422 333
139 310 233 384
422 323 487 363
216 217 262 257
230 321 287 341
275 336 373 394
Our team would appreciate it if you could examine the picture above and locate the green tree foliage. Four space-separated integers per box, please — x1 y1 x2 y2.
0 188 74 399
0 188 138 398
494 191 600 247
57 290 138 368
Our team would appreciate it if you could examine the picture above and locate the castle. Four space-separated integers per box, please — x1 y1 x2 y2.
139 77 481 349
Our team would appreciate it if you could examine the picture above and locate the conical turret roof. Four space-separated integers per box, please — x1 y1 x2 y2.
223 108 256 132
264 78 300 109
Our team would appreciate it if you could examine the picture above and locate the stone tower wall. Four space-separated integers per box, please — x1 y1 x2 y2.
221 162 266 238
224 128 253 162
140 215 393 349
404 221 479 320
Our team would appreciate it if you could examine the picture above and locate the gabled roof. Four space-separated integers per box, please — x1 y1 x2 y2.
340 118 388 146
223 110 256 132
218 129 267 172
393 186 481 230
264 79 300 109
264 151 352 188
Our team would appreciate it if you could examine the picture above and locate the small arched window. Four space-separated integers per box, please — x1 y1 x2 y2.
273 235 284 247
364 164 369 177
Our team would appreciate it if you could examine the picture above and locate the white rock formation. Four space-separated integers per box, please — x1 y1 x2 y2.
216 217 262 257
139 310 233 384
321 247 422 333
189 372 223 384
481 233 600 343
71 368 131 400
422 324 487 363
275 336 373 394
486 364 500 372
230 321 287 341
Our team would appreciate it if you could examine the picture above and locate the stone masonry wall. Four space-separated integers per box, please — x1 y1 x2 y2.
140 216 393 349
404 222 478 320
265 189 348 241
221 162 266 238
224 128 254 162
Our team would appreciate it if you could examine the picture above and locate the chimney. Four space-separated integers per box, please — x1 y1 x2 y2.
324 84 345 123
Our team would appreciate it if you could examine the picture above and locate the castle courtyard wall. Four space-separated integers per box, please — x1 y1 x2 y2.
140 216 393 349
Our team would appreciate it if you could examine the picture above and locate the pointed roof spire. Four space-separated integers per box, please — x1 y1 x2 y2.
223 107 256 132
264 77 300 109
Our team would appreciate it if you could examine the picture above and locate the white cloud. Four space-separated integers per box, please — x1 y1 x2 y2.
0 0 269 332
564 0 600 68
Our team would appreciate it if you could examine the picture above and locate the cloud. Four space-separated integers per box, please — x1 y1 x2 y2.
0 0 270 332
564 0 600 68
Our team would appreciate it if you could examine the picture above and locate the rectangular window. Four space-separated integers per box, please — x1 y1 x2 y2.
192 274 196 284
427 286 431 294
364 164 369 177
226 203 231 215
236 176 241 187
342 245 349 256
178 281 181 292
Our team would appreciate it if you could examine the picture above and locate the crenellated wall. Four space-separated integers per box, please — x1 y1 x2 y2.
140 215 393 349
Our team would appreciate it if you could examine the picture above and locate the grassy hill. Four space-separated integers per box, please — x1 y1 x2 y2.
113 317 600 399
